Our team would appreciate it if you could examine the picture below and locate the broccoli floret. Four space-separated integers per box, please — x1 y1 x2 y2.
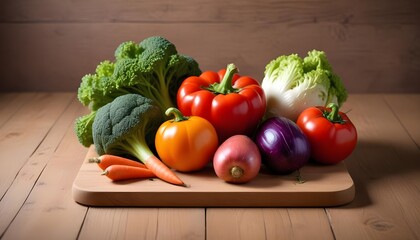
115 41 142 61
93 94 163 160
110 36 201 110
74 111 96 147
78 61 116 111
75 36 201 147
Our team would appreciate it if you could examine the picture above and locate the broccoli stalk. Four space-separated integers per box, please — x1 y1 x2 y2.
93 94 185 186
75 36 201 147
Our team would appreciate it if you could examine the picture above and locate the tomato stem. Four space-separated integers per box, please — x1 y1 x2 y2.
230 166 244 179
324 103 345 124
165 107 189 122
208 63 240 94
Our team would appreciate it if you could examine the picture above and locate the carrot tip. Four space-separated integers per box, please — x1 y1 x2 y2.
100 170 108 176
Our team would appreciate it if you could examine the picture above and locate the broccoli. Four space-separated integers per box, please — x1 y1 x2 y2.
77 60 116 111
74 111 96 148
93 93 162 161
93 93 186 186
75 36 201 147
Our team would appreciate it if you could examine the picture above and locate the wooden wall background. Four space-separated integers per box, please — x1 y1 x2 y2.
0 0 419 93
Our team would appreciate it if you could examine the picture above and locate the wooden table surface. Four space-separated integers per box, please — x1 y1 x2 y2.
0 93 419 240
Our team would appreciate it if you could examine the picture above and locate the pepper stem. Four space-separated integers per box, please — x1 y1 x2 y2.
165 107 189 122
210 63 239 94
230 166 244 179
325 103 345 124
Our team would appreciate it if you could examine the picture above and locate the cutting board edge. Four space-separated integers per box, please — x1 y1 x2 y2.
72 178 355 207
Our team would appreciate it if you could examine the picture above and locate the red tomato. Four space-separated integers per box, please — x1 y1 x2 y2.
177 63 266 142
296 103 357 164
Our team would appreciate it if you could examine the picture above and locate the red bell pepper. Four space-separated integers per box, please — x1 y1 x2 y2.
296 103 357 164
177 63 266 142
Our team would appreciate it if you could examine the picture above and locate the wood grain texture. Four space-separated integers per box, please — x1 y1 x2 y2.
0 93 419 239
0 0 419 92
0 96 87 236
78 208 205 240
206 208 334 240
1 0 419 24
383 94 420 147
1 98 89 240
0 93 36 126
0 93 74 197
325 95 420 239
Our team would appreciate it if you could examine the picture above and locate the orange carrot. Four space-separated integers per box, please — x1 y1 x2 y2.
89 154 147 170
102 165 156 181
144 155 188 187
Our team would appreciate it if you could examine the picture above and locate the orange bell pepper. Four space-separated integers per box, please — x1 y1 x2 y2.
155 107 219 172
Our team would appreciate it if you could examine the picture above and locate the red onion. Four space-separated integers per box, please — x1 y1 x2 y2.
254 117 310 174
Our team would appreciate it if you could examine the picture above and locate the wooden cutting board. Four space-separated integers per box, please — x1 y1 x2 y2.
72 146 355 207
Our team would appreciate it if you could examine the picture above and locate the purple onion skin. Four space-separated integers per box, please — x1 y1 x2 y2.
255 117 310 175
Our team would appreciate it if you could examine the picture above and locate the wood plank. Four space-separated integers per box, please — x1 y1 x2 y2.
206 208 334 240
325 94 420 239
0 22 419 93
383 94 420 147
78 208 205 240
0 93 36 127
0 93 74 198
0 96 88 236
1 0 418 24
1 101 90 240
